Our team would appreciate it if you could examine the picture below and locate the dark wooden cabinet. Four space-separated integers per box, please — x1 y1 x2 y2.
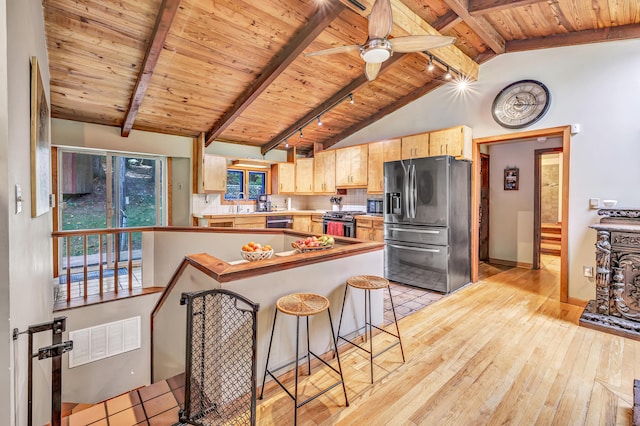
580 208 640 339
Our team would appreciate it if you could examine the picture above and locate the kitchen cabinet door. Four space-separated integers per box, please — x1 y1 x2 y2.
313 150 336 194
401 133 430 159
202 154 227 192
295 158 314 194
233 216 266 229
429 125 472 159
368 139 400 194
293 215 311 232
372 220 384 242
271 162 295 194
336 145 368 187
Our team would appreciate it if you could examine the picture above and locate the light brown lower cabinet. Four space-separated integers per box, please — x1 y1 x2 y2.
233 216 266 229
293 215 312 232
355 218 383 242
311 215 324 234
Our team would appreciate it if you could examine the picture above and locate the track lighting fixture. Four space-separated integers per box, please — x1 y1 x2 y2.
272 92 356 153
427 55 435 72
444 66 452 80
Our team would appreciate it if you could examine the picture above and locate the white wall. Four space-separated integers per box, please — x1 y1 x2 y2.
52 118 193 158
488 139 561 264
60 293 160 404
335 38 640 302
4 1 56 425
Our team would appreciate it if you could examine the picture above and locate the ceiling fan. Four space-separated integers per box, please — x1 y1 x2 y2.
304 0 456 81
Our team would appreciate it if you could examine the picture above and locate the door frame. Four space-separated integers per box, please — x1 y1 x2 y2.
533 147 563 270
471 125 571 302
479 153 490 262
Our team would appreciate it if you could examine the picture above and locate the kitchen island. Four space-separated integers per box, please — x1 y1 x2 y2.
147 227 384 383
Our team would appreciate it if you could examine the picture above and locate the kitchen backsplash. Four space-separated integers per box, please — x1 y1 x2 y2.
192 188 379 215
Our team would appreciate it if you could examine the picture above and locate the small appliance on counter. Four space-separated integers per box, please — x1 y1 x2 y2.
256 194 272 212
367 198 383 215
330 196 342 212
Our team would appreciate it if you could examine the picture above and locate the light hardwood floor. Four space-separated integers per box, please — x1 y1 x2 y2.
257 256 639 425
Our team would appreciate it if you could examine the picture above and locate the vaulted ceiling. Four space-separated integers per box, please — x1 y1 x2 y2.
42 0 640 155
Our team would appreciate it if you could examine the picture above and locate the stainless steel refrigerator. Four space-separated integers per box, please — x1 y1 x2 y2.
384 155 471 293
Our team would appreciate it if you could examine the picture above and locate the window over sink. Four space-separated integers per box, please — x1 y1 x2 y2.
224 168 268 201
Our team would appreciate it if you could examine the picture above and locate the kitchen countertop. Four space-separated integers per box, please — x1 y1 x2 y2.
194 210 327 219
354 214 384 220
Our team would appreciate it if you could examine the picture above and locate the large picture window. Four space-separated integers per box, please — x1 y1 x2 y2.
225 169 267 201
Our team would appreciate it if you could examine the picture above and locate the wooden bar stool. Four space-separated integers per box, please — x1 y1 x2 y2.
259 292 348 425
337 275 405 383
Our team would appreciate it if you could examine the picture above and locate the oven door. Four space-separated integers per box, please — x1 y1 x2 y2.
323 219 355 238
384 241 448 292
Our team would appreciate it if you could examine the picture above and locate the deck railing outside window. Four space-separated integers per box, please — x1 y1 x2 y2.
52 227 153 302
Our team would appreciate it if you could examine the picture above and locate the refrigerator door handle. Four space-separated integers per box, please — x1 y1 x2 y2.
388 244 441 253
410 164 417 218
403 168 410 216
387 227 440 234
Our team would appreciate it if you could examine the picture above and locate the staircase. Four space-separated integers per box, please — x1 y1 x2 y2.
541 223 561 256
50 374 184 426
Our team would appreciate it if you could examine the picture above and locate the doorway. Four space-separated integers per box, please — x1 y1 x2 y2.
479 153 490 261
534 148 563 270
472 126 571 302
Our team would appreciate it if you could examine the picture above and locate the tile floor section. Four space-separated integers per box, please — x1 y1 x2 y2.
384 282 444 324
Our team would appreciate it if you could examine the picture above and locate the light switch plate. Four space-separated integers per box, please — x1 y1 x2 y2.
589 198 600 209
583 266 594 277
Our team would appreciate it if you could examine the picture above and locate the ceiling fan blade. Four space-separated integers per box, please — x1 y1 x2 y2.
368 0 393 39
304 44 361 57
365 62 382 81
389 35 456 53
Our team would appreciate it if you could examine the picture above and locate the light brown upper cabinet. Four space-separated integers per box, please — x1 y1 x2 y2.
401 133 430 159
271 162 295 194
336 145 368 188
295 158 314 194
428 125 472 159
368 139 401 194
313 150 336 194
201 154 227 193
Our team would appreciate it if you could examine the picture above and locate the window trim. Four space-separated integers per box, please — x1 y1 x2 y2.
222 166 271 204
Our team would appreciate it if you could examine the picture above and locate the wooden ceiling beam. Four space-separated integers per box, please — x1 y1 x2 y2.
468 0 543 16
338 0 478 79
442 0 505 54
121 0 182 137
323 78 443 150
507 23 640 52
261 54 405 155
432 11 463 34
204 2 345 146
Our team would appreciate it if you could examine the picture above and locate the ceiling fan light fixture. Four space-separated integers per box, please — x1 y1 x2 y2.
360 39 392 63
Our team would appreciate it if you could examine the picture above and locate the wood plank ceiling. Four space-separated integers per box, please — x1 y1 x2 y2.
43 0 640 155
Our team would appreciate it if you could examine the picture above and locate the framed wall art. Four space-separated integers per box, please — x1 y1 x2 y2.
30 56 51 217
504 167 519 191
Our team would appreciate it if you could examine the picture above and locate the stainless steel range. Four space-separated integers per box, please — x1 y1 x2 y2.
322 211 362 237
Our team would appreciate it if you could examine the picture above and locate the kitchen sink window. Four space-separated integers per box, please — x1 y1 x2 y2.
224 168 268 201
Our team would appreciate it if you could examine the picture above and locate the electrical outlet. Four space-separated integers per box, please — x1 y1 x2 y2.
583 266 594 277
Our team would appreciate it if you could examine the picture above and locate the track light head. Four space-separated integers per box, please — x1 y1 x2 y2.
427 55 435 72
317 116 322 126
299 129 303 138
444 66 452 80
349 94 354 104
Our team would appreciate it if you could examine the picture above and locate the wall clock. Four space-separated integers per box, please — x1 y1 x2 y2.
491 80 550 129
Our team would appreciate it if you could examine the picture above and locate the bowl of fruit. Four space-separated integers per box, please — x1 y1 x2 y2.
292 235 335 253
240 242 274 261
